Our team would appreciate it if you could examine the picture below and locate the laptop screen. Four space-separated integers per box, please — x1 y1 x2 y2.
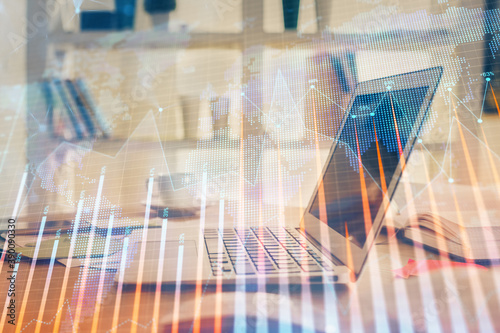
309 86 429 249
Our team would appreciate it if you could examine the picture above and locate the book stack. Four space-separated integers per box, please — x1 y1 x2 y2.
391 183 500 263
40 78 111 141
60 0 136 32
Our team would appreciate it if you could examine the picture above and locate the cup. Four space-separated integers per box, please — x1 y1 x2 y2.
210 96 230 139
147 173 197 208
180 95 200 139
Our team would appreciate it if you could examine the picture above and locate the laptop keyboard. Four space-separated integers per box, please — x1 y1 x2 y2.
204 227 335 276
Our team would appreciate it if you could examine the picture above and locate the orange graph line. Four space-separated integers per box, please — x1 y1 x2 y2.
451 98 500 260
372 119 387 195
372 119 412 331
344 223 356 282
479 126 500 195
388 91 436 332
490 85 500 118
419 146 452 260
353 122 372 235
312 90 340 331
372 119 392 237
450 190 494 330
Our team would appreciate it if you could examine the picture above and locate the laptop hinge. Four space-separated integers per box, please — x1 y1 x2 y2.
295 228 345 267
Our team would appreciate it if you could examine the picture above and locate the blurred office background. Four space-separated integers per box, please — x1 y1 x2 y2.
0 0 499 225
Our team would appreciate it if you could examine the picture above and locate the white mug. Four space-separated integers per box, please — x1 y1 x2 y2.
147 173 197 208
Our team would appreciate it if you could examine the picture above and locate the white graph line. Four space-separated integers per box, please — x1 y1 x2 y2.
450 90 480 120
398 115 500 212
18 296 157 333
479 80 490 120
18 299 74 332
0 87 26 173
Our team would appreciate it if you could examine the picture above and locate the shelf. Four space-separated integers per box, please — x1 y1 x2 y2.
86 137 335 156
48 29 451 50
49 30 241 49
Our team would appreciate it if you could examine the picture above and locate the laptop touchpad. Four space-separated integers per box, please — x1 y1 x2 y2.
121 240 199 284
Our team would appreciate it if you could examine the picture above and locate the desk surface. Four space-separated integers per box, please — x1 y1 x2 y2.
2 205 500 333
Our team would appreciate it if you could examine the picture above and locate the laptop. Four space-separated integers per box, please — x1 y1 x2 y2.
119 67 443 285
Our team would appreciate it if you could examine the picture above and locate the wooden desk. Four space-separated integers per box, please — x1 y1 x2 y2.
2 204 500 332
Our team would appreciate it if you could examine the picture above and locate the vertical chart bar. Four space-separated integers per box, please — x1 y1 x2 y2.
15 215 48 333
193 169 208 333
383 210 414 333
130 174 154 333
234 114 246 332
91 212 116 332
310 89 341 332
366 247 390 333
373 119 413 332
298 185 314 333
214 198 225 333
320 221 341 327
152 217 169 333
393 90 441 333
419 148 468 332
11 165 28 218
53 196 85 332
490 85 500 117
451 190 494 332
171 243 185 333
111 237 130 333
34 239 59 333
73 173 105 332
276 140 292 333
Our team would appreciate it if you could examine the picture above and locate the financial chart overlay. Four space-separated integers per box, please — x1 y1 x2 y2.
1 0 500 332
